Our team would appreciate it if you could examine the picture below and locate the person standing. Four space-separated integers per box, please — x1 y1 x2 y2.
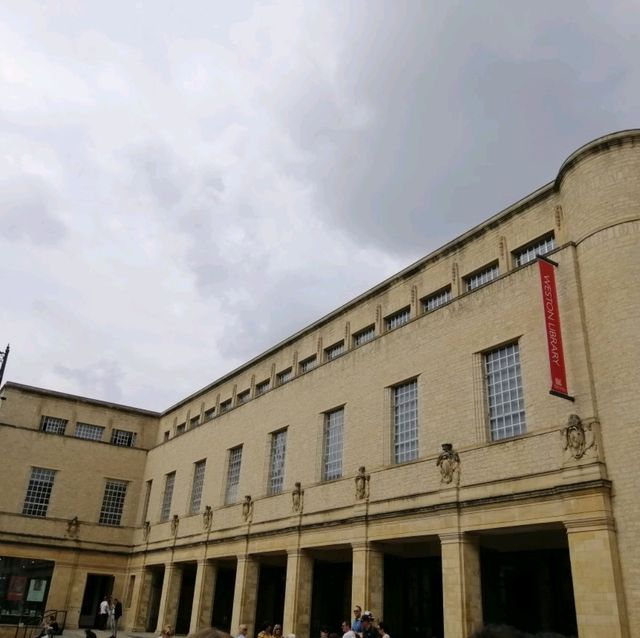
107 597 116 638
352 607 363 635
360 613 376 638
377 622 390 638
341 621 356 638
97 596 110 630
112 599 122 638
257 622 272 638
235 624 248 638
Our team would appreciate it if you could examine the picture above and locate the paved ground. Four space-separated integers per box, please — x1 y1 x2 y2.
61 631 186 638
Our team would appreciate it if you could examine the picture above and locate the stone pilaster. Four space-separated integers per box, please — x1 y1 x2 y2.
282 549 313 638
351 542 384 619
130 569 151 632
566 519 629 638
231 555 260 638
156 563 182 632
439 532 483 638
190 560 218 634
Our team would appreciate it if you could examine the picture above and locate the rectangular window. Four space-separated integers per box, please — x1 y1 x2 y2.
323 408 344 481
385 306 411 331
163 431 170 442
325 341 345 361
237 390 250 405
268 430 288 495
513 233 556 267
465 263 500 291
393 380 418 464
190 460 206 514
141 480 152 524
225 447 243 505
277 368 293 385
22 467 56 517
176 423 186 435
204 407 216 421
353 325 375 347
110 429 137 447
298 356 316 374
74 422 105 441
99 479 128 526
220 399 232 414
40 416 67 435
256 379 271 396
160 472 175 522
190 415 201 428
485 342 526 441
422 286 452 313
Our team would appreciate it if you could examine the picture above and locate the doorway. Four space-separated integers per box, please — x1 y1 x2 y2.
79 574 114 628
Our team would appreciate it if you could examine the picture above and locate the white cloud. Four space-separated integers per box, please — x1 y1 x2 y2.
0 0 638 409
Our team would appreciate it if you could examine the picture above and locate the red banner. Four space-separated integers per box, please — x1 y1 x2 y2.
538 257 569 396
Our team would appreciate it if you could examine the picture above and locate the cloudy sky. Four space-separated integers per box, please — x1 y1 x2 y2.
1 1 638 410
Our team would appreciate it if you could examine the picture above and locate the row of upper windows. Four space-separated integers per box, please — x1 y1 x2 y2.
22 469 128 526
149 342 526 524
39 415 138 447
165 233 554 441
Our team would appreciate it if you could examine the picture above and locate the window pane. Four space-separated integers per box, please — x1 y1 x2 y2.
190 460 206 514
277 368 292 385
323 409 344 480
110 429 137 447
74 422 105 441
386 307 411 331
40 416 67 435
353 325 375 347
99 480 128 526
225 447 242 504
325 341 345 361
268 430 287 495
514 235 556 266
465 264 500 291
422 287 452 313
23 468 56 517
485 343 526 441
299 356 316 374
393 380 418 463
160 472 175 522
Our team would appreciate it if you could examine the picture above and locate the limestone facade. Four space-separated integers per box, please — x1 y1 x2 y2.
1 130 639 638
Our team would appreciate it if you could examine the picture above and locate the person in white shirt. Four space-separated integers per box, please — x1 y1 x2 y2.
236 625 248 638
97 596 110 630
341 621 356 638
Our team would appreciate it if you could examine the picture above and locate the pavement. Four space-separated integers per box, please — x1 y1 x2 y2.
61 631 186 638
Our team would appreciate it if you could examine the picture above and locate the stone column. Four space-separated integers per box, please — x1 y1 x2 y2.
230 555 260 638
156 563 182 632
566 519 629 638
131 570 146 631
440 532 483 638
351 543 384 619
282 550 313 638
130 569 150 632
190 560 218 634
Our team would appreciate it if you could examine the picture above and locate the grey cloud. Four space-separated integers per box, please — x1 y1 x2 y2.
54 359 124 403
1 176 67 245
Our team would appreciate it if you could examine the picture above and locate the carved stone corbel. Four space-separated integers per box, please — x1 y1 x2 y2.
170 514 180 536
562 414 596 460
66 516 80 537
242 495 253 522
202 505 213 531
291 482 304 513
355 466 370 500
142 520 151 540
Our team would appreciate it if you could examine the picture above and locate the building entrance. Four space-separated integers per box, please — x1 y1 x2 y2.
381 538 443 638
480 527 578 636
79 574 114 628
175 563 196 635
211 565 236 632
310 558 351 636
145 566 164 632
255 560 286 628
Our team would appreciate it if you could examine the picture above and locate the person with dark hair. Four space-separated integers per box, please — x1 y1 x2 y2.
360 613 376 638
352 607 363 635
273 624 283 638
319 626 329 638
377 622 389 638
257 622 273 638
341 620 356 638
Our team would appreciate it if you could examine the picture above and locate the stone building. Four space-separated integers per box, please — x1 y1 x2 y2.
1 129 639 638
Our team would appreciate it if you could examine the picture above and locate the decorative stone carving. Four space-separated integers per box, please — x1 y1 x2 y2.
142 520 151 540
170 514 179 536
242 495 253 522
437 443 460 486
355 466 370 500
202 505 213 531
562 414 596 460
66 516 80 537
292 482 304 513
555 204 563 229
